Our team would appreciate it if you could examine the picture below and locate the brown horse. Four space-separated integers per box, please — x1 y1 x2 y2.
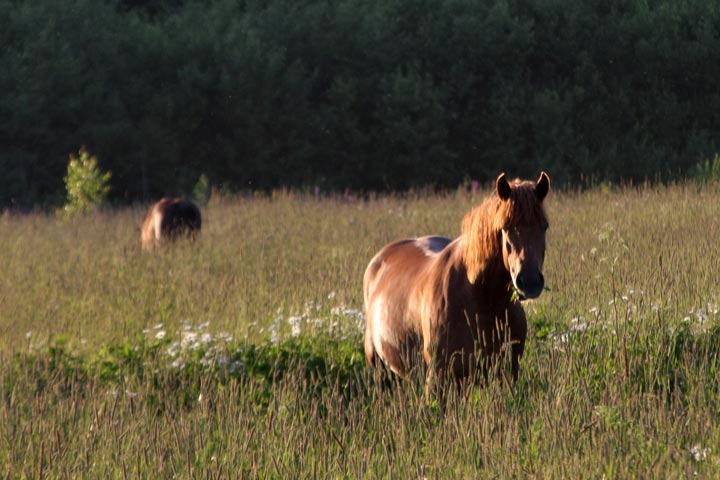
141 198 202 250
363 172 550 390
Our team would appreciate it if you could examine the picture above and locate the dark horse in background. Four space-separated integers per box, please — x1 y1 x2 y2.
141 198 202 250
363 172 550 392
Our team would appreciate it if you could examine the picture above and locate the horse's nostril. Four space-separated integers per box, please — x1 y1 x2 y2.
516 273 526 290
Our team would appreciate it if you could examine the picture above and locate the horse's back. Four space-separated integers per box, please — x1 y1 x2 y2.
364 236 450 295
416 235 453 254
141 198 201 249
161 199 202 235
363 235 453 373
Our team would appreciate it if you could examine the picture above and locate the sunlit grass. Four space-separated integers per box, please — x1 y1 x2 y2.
1 183 719 477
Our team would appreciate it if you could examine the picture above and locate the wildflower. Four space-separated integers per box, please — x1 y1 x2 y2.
229 361 242 374
288 316 302 337
217 332 233 342
690 444 709 462
182 331 198 346
570 317 588 333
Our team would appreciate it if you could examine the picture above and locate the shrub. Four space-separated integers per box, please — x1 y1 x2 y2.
62 147 112 216
192 173 210 205
693 154 720 183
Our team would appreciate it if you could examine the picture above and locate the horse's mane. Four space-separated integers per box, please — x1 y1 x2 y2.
462 179 547 283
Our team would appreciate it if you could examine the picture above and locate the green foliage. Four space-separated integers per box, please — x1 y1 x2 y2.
693 154 720 183
62 146 111 216
192 173 210 205
2 0 720 206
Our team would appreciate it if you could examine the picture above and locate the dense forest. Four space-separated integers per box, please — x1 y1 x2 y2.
1 0 719 206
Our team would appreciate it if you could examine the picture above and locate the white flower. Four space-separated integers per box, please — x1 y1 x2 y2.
155 330 166 340
690 444 709 462
570 317 588 333
182 331 198 346
288 316 302 337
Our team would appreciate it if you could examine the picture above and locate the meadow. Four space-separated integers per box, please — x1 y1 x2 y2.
1 182 719 478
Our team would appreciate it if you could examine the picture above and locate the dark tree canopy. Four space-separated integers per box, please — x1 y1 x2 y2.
1 0 719 206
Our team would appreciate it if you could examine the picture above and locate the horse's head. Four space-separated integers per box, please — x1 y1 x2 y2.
496 171 550 299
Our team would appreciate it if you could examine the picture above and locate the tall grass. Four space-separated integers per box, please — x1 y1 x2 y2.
1 183 719 477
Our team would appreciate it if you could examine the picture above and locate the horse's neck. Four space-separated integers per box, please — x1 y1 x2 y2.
475 249 509 290
439 243 511 320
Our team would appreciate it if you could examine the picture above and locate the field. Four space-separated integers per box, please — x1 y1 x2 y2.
1 183 719 478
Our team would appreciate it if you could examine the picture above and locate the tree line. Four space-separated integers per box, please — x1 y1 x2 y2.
1 0 719 206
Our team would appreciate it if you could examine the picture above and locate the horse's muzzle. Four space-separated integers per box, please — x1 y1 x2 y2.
515 270 544 299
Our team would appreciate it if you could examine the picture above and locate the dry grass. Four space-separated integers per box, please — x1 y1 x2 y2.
1 183 719 478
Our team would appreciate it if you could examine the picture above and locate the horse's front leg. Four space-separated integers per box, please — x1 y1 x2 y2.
506 302 528 382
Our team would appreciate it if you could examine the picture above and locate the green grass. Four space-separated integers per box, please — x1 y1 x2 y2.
1 184 719 478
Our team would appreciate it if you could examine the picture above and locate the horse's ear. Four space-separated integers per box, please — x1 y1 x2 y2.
535 171 550 201
496 173 512 201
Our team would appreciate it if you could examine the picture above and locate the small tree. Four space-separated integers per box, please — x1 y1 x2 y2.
63 146 112 216
192 173 210 205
